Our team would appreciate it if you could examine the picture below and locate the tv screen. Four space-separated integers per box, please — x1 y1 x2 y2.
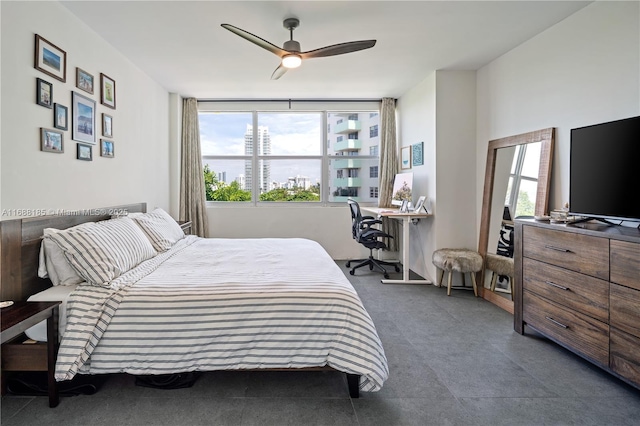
570 115 640 222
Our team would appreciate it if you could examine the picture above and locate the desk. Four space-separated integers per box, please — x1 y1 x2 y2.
361 207 433 285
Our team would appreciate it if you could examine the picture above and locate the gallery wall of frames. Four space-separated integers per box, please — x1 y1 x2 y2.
35 34 116 161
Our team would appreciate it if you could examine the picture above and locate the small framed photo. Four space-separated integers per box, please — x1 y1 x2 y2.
36 78 53 108
414 196 427 213
77 143 93 161
72 91 96 144
34 34 66 82
400 199 409 213
100 139 114 158
401 146 411 170
412 142 424 167
100 73 116 109
53 103 68 130
40 128 64 153
102 113 113 138
76 67 94 94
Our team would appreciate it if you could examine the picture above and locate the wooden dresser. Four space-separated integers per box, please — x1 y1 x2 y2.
514 219 640 389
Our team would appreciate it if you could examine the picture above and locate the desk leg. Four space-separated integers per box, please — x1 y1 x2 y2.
46 309 59 408
381 217 432 285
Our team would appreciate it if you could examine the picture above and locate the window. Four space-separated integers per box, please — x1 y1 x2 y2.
504 142 542 217
369 187 379 198
369 145 379 156
370 125 378 138
199 106 380 204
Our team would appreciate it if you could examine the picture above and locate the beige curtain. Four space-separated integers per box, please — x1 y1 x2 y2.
378 97 399 251
179 98 209 237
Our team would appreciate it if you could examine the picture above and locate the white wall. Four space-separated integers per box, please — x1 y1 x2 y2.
476 1 640 221
1 1 170 215
397 71 477 282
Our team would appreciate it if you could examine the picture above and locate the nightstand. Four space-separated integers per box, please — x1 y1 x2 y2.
178 220 192 235
1 301 61 407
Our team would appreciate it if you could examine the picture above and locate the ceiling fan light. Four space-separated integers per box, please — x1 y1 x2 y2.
282 54 302 69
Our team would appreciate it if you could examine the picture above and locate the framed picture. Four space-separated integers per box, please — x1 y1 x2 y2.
102 113 113 138
76 67 94 94
77 143 93 161
412 142 424 167
400 199 409 213
72 91 96 144
34 34 66 82
100 73 116 109
36 78 53 108
401 146 411 170
40 127 64 153
53 103 68 130
100 139 114 158
414 196 427 213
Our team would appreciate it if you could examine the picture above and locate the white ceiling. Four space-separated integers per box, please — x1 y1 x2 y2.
60 1 590 99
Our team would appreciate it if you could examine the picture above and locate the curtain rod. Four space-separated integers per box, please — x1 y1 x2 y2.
196 98 389 103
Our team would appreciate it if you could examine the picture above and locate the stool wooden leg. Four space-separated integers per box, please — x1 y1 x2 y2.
447 271 453 296
470 272 478 297
436 268 444 287
490 272 497 292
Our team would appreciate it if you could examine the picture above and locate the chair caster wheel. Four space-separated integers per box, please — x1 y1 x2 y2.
395 266 401 272
346 261 351 267
384 274 390 279
349 270 355 275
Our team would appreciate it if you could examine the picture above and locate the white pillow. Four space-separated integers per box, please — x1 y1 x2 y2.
38 230 85 286
44 216 157 287
132 208 185 252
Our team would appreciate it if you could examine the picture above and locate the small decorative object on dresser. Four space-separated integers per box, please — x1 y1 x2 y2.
514 219 640 389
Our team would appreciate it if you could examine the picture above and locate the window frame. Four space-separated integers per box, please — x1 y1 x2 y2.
198 100 380 207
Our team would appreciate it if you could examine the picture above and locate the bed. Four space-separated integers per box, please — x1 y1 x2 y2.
0 203 388 398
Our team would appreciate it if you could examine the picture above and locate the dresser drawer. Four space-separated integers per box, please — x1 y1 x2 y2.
523 291 609 366
610 283 640 339
611 240 640 291
523 258 609 323
522 226 609 280
610 328 640 387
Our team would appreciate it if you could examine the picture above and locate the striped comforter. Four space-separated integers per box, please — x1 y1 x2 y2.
55 236 388 392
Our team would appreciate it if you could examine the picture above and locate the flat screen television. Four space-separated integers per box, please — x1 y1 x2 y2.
570 115 640 223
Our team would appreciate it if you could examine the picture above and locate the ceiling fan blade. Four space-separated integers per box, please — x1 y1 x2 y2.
221 24 288 57
300 40 376 59
270 64 288 80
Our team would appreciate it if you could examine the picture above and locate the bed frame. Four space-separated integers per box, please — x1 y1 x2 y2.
0 202 360 398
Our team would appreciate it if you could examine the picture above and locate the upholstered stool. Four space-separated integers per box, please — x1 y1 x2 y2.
432 248 482 296
485 253 515 299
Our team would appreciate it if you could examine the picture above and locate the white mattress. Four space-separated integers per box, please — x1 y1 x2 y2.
25 284 79 342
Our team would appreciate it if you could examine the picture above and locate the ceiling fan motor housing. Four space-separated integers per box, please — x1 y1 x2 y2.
283 40 301 52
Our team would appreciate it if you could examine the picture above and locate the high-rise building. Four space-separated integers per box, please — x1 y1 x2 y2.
328 112 380 202
217 171 226 183
244 124 271 192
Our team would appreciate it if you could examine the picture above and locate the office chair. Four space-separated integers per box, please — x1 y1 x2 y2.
346 199 400 279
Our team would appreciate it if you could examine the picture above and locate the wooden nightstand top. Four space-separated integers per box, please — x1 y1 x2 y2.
1 301 60 344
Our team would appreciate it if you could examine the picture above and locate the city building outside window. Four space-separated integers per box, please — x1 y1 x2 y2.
199 106 380 204
369 187 379 198
370 124 378 138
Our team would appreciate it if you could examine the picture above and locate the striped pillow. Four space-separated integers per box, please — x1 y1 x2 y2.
131 208 185 252
44 216 157 287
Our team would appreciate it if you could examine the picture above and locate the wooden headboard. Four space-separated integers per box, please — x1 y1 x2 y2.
0 203 146 301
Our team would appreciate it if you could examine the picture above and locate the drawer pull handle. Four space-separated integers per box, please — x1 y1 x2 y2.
545 281 569 291
545 316 568 329
544 245 572 253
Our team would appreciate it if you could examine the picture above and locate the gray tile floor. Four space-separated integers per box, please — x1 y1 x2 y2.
2 262 640 425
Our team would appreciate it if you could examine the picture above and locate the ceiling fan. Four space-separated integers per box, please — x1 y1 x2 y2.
221 18 376 80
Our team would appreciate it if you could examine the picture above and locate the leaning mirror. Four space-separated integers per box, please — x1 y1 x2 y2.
478 128 555 313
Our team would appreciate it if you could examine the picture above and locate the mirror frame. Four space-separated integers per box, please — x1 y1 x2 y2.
478 127 555 313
